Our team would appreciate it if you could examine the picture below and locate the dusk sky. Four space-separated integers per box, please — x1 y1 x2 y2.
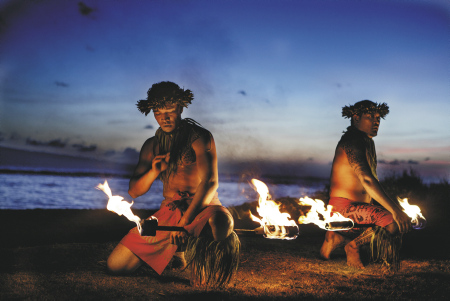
0 0 449 181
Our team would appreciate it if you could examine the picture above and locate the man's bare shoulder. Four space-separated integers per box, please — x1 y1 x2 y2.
338 130 365 150
190 124 212 140
140 136 157 155
142 136 157 145
189 124 214 150
192 133 215 155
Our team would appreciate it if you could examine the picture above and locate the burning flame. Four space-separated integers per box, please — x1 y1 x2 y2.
250 179 298 240
298 197 354 231
398 197 426 229
96 180 142 233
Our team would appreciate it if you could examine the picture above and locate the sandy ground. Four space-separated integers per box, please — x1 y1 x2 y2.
1 209 449 300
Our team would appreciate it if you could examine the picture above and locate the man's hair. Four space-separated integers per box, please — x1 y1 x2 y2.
136 81 194 115
184 231 240 287
342 100 389 124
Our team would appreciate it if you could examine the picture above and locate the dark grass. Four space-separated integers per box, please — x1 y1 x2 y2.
1 170 449 300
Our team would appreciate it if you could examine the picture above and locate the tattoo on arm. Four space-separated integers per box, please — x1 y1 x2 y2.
341 139 372 178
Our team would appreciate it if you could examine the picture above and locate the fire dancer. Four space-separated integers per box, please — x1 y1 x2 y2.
320 100 411 270
107 81 240 286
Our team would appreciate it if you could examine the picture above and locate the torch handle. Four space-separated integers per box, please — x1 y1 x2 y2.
235 226 298 237
324 221 375 231
352 223 375 228
156 226 187 232
234 228 264 236
140 219 187 236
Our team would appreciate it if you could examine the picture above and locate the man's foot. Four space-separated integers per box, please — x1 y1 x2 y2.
320 231 348 260
344 241 365 269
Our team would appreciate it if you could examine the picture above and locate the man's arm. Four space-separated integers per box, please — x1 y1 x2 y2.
170 134 219 245
183 134 219 224
128 137 168 199
342 140 411 233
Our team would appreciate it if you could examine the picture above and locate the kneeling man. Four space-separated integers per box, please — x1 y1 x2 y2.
107 81 240 286
320 100 411 270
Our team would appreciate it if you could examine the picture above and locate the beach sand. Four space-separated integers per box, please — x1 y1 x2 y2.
1 208 449 300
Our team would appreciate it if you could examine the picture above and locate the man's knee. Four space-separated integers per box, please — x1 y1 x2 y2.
209 211 233 241
107 243 141 275
385 222 399 235
106 253 125 275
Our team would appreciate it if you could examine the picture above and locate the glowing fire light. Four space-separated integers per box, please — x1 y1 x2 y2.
250 179 298 240
297 197 354 231
398 197 426 229
96 180 142 233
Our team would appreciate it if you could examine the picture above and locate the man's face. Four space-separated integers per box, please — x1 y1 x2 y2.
353 112 381 138
153 104 183 133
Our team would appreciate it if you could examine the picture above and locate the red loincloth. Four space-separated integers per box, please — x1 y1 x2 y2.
120 192 228 275
329 197 393 233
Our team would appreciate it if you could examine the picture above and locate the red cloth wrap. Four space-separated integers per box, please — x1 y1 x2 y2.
184 205 232 237
329 197 393 228
120 192 225 275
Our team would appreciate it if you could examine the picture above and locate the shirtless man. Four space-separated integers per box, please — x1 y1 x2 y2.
320 100 411 269
107 81 239 286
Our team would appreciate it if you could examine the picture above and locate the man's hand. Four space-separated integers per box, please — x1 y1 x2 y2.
152 154 170 174
392 209 412 234
170 216 189 246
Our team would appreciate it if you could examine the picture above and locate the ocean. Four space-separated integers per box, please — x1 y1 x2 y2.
0 172 327 210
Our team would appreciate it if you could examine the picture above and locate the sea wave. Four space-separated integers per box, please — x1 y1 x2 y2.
0 172 326 210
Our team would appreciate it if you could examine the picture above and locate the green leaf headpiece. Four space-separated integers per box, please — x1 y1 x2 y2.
342 100 389 119
136 81 194 115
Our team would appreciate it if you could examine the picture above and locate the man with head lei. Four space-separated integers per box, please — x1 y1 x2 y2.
107 81 240 286
320 100 411 270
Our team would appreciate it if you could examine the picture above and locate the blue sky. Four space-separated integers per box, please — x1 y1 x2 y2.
0 0 449 181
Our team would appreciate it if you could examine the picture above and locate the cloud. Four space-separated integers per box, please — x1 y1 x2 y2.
9 132 21 141
379 159 420 165
219 158 331 179
78 2 94 16
385 146 450 154
54 81 69 87
123 147 139 158
0 15 6 31
119 147 139 163
335 82 351 89
104 150 116 157
26 138 66 148
102 147 139 164
72 143 97 152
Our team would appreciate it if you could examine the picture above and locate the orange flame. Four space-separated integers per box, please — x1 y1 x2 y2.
96 180 142 233
250 179 298 240
298 197 353 230
398 197 426 229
